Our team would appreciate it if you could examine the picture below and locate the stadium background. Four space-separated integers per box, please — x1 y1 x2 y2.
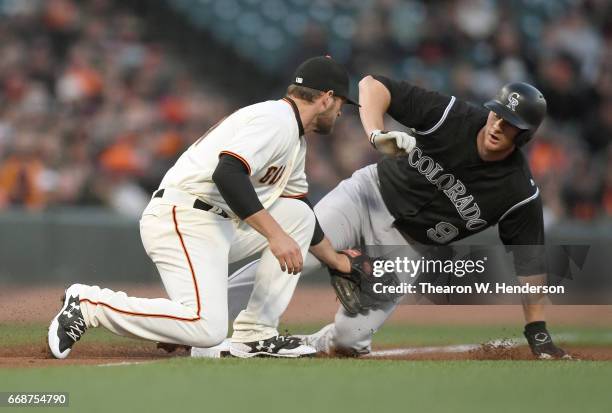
0 0 610 284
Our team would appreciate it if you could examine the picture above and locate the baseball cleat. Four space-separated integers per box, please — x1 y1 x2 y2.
296 323 335 354
229 335 317 358
48 284 88 359
191 339 231 358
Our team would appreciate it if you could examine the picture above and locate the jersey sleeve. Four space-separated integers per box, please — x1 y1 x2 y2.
218 114 286 177
281 141 308 198
372 75 455 133
498 190 547 276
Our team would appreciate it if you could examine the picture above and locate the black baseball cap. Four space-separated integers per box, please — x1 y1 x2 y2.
292 56 359 106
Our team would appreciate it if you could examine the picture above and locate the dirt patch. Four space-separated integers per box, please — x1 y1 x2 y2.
2 284 612 368
0 342 190 368
468 340 526 360
2 342 610 368
364 345 612 361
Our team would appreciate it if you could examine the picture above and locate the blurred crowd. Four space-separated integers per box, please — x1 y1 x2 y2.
0 0 233 216
295 0 612 225
0 0 610 225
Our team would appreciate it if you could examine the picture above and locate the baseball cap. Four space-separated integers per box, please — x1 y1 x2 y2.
292 56 359 106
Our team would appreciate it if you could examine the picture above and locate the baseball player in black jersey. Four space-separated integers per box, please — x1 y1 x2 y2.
352 75 566 359
192 74 568 360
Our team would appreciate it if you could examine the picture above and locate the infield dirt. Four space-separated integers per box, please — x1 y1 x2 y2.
2 284 612 367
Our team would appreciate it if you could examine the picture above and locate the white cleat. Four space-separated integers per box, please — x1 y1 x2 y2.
229 335 317 358
191 339 231 358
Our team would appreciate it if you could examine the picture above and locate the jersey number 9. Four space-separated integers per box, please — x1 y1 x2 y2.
427 222 459 244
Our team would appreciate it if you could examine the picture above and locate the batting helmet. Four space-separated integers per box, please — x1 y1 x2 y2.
484 82 547 147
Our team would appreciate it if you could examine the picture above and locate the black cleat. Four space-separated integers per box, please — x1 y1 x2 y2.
48 284 88 359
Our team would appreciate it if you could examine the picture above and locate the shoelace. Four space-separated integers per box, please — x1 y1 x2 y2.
274 336 302 349
65 316 87 342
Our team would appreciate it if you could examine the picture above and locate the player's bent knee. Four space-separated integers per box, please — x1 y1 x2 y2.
191 329 227 348
283 199 316 230
190 318 228 348
291 199 314 220
334 324 373 354
302 208 316 230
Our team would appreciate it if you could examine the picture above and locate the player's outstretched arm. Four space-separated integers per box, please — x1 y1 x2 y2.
358 75 391 137
518 275 568 359
499 195 568 358
309 237 351 273
518 273 548 323
358 76 416 155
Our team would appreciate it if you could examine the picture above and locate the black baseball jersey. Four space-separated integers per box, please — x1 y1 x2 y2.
374 75 545 276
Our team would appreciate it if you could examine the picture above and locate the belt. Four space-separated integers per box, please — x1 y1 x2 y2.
153 189 229 218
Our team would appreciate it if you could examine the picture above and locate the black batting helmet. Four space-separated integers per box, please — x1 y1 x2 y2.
484 82 547 146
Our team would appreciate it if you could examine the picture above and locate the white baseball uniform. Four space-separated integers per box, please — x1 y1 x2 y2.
76 98 316 347
205 164 412 354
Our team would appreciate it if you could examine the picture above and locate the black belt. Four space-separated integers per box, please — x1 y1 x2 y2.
153 189 229 218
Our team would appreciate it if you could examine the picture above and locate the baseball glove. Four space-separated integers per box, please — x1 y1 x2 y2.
329 249 402 315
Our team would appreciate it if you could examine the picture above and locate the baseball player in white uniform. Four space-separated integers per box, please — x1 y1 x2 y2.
48 56 358 359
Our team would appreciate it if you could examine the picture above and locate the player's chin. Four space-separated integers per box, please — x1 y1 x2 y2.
314 122 334 135
315 112 340 135
485 137 511 152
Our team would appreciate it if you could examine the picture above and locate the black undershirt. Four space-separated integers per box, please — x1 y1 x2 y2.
213 154 264 219
213 154 324 246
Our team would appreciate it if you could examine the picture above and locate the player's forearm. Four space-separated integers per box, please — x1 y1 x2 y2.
293 196 325 245
244 209 287 240
309 237 350 272
518 273 548 322
358 75 391 137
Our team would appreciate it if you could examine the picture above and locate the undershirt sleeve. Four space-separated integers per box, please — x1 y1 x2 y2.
213 154 264 220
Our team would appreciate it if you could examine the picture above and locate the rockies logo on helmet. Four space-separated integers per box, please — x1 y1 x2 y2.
506 92 520 111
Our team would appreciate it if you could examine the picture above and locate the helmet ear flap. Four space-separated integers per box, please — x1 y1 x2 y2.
514 129 532 147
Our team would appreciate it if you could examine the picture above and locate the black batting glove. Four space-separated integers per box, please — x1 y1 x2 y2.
524 321 571 359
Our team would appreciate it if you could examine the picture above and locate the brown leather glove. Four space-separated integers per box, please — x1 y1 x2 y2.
329 249 402 315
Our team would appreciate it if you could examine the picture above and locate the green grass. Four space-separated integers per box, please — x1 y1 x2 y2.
2 323 612 413
2 358 612 413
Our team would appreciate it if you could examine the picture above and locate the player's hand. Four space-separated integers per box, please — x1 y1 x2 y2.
333 251 352 273
524 322 572 359
268 233 303 275
369 130 416 155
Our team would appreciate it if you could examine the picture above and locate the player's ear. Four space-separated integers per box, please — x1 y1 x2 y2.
322 91 335 109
